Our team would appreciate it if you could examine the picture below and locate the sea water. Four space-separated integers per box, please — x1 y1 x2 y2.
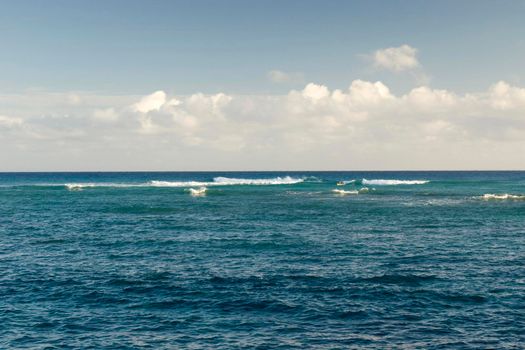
1 171 524 349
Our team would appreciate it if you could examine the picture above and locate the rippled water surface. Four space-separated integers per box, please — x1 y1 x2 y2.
1 171 524 349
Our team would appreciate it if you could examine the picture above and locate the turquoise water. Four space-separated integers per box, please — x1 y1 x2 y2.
1 171 524 349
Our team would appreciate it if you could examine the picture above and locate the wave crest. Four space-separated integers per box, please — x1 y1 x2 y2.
150 180 208 187
482 193 525 200
65 182 142 190
65 183 98 191
362 179 429 185
332 189 359 195
64 176 304 190
188 187 207 196
152 176 303 187
213 176 303 185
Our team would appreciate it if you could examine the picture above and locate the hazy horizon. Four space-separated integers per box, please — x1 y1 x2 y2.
1 169 525 173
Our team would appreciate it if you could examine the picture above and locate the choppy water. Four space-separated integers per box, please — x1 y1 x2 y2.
1 171 524 349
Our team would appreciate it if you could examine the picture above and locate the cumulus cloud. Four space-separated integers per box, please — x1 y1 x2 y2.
372 44 420 72
267 70 304 84
488 81 525 110
1 80 525 170
300 83 330 100
132 90 166 113
122 81 525 155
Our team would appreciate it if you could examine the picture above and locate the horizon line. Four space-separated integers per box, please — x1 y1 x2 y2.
1 169 524 173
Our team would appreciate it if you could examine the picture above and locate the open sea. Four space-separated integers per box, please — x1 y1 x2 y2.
1 171 524 349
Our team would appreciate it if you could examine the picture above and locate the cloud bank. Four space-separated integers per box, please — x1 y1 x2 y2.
1 80 525 170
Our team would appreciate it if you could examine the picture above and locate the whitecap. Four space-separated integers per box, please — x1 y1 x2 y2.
65 182 143 190
332 189 359 195
362 179 429 185
188 187 207 196
303 176 323 183
150 180 209 187
482 193 525 200
212 176 303 185
358 187 369 193
65 183 97 191
151 176 303 187
63 176 304 190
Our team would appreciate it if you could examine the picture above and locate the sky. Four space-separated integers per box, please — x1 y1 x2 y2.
1 0 525 171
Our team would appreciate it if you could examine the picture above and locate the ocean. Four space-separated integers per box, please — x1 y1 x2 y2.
1 171 524 349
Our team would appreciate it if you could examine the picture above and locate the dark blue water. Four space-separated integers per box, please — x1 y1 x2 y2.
1 172 524 349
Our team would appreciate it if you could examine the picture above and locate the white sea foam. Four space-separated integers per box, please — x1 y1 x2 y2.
151 176 303 187
362 179 429 185
482 193 525 200
150 180 209 187
358 187 370 193
303 176 323 183
65 183 98 191
65 182 142 190
64 176 304 190
332 189 359 195
213 176 303 185
188 187 207 196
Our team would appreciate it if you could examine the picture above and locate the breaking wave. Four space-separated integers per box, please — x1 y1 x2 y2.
481 193 525 200
212 176 303 185
64 183 131 190
65 183 95 191
332 189 359 195
358 187 370 193
64 176 304 190
188 187 207 196
151 176 303 187
150 180 209 187
362 179 429 185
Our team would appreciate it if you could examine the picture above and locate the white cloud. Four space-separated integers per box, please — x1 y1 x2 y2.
0 115 23 128
267 70 304 84
372 44 420 72
348 80 394 105
301 83 330 100
488 81 525 110
403 86 457 113
132 90 166 113
92 108 119 122
1 80 525 170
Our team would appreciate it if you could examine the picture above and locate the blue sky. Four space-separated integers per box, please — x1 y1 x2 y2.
2 0 524 94
1 1 525 170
